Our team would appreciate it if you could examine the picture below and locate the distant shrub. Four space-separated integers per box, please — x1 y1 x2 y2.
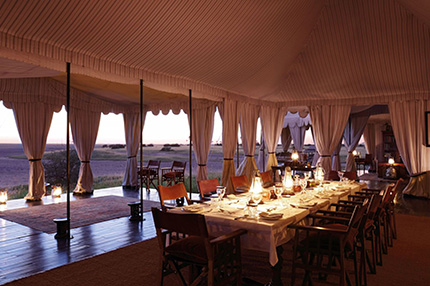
44 149 80 189
160 146 173 152
109 144 126 149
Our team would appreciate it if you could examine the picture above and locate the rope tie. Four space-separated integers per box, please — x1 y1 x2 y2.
320 155 331 158
29 158 41 162
245 155 254 157
128 155 136 159
223 158 233 160
198 164 206 166
81 161 90 163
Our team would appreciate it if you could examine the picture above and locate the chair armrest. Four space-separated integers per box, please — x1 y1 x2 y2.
315 209 352 217
348 195 367 201
309 214 351 223
362 188 382 192
355 191 374 196
337 200 363 205
288 224 348 234
210 229 247 244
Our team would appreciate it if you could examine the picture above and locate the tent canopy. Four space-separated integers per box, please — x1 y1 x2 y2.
0 0 429 109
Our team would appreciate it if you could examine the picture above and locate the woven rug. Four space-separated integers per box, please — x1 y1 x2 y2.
0 196 160 233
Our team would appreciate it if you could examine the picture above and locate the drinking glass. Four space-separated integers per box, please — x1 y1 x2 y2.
216 186 226 202
274 187 283 207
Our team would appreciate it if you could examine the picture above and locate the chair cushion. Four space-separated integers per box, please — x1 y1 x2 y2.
165 236 208 264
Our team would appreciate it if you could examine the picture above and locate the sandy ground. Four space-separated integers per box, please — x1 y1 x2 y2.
0 144 127 188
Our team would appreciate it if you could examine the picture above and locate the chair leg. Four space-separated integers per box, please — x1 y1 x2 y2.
366 230 377 274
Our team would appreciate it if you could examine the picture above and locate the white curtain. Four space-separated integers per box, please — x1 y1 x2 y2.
123 112 144 187
219 99 240 193
363 123 376 170
290 125 307 160
310 126 320 166
237 103 260 180
389 100 430 198
188 104 216 181
310 105 350 178
281 127 292 152
331 140 342 171
343 115 370 172
256 133 266 172
70 108 101 194
11 102 56 200
260 106 287 171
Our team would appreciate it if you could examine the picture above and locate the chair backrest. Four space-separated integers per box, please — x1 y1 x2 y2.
197 178 220 198
230 175 249 191
343 171 357 181
366 194 382 222
328 170 340 181
158 182 190 207
345 204 368 246
148 160 161 168
260 171 273 187
172 161 186 170
364 154 372 164
151 207 209 239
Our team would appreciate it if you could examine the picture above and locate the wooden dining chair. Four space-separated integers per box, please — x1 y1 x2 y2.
138 160 161 192
151 207 247 286
197 178 220 200
158 182 191 210
260 170 274 188
343 171 357 181
161 161 187 186
230 175 249 193
289 205 367 286
328 170 340 181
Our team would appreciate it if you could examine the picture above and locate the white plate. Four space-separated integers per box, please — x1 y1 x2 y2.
259 212 283 220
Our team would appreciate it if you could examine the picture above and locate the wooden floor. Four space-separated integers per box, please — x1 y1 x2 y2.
0 187 169 285
1 175 430 285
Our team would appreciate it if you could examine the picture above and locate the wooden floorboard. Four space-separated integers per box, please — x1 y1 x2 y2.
0 187 159 285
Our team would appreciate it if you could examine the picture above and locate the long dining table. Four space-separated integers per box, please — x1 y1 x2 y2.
170 180 366 285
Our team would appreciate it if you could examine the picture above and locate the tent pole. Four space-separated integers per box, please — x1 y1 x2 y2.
189 89 192 199
66 62 72 238
236 142 239 168
139 79 145 221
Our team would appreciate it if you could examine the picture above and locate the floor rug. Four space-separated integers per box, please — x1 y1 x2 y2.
0 196 160 233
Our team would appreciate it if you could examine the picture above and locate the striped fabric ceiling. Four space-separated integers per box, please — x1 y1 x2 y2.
0 0 429 107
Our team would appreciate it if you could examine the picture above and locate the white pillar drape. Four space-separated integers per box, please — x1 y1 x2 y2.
363 123 376 170
237 103 260 180
188 104 216 181
310 126 320 166
260 106 287 171
310 105 350 178
343 115 370 172
281 127 292 152
219 99 240 194
11 102 56 200
331 140 342 171
389 100 430 198
71 108 101 194
256 133 266 172
122 112 144 187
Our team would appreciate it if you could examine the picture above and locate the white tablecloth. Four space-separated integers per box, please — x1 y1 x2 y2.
173 181 365 266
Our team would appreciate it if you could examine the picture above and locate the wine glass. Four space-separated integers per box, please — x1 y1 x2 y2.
251 192 262 205
337 171 344 182
216 186 226 201
274 186 283 206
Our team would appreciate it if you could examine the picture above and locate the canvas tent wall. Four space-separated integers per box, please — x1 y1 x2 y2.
1 0 430 198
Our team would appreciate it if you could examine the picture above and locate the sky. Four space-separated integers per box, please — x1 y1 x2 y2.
0 102 316 145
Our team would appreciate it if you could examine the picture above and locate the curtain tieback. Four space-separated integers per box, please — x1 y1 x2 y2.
411 172 426 178
223 158 233 160
81 161 90 163
29 158 41 162
198 164 206 167
268 152 275 154
127 156 136 159
333 153 339 156
320 155 331 158
245 155 254 157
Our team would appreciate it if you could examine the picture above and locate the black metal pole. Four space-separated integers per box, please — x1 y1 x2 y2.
236 142 239 168
189 89 192 199
139 79 144 221
66 62 71 238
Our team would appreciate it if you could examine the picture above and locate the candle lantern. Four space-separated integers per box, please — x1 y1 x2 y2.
283 167 294 190
0 189 7 204
52 184 62 198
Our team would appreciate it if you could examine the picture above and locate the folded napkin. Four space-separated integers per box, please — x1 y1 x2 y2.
236 186 249 193
259 212 283 220
219 206 239 214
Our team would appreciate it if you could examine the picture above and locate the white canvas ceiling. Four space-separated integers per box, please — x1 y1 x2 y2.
0 0 429 109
